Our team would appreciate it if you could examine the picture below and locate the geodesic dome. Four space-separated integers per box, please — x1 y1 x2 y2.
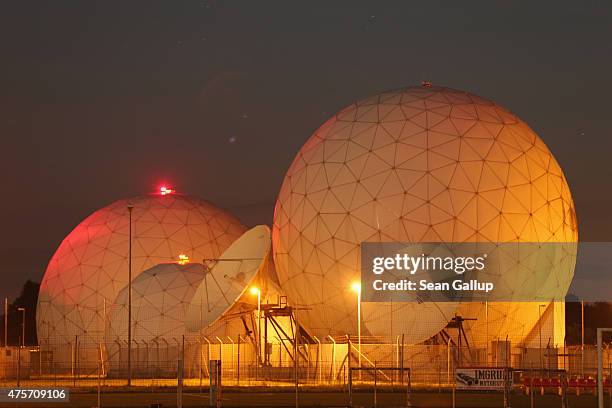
272 85 578 345
105 263 204 343
37 192 246 346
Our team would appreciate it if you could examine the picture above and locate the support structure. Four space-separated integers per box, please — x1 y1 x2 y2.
263 302 314 363
444 315 476 366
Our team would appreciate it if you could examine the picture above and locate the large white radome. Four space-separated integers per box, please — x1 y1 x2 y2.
272 85 578 345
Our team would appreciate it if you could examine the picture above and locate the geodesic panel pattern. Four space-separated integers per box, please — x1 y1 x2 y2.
37 193 246 346
272 85 578 344
106 263 204 342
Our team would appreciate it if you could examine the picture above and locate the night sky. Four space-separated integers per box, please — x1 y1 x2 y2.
1 1 611 300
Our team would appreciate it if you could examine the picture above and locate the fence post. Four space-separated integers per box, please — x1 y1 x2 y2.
237 335 241 386
97 343 102 408
199 338 203 392
348 367 353 408
209 360 221 407
177 356 183 408
70 341 73 385
374 362 378 408
503 368 510 408
561 370 568 408
75 335 79 386
401 334 405 388
177 335 184 408
530 375 534 408
255 328 258 383
17 339 21 387
452 372 456 408
348 335 352 374
143 340 149 376
294 310 299 408
447 337 451 385
216 337 224 381
203 337 211 377
151 339 159 382
314 336 321 385
134 340 139 378
438 351 442 392
228 337 235 385
406 367 412 408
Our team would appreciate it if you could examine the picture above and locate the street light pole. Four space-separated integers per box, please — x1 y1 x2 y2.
257 290 261 362
17 308 25 348
127 204 134 387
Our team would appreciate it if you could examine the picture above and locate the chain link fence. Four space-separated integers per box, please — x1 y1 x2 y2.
1 336 611 391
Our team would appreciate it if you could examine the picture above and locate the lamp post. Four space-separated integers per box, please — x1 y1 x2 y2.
127 204 134 387
351 282 361 369
17 307 25 348
250 287 261 364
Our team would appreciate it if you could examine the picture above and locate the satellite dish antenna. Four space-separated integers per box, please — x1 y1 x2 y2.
185 225 271 332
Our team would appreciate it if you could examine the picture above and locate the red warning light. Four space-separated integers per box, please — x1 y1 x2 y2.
160 186 174 196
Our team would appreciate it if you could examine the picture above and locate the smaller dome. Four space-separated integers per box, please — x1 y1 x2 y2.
105 263 204 342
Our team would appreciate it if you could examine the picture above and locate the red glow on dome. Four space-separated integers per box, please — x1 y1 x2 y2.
159 186 174 196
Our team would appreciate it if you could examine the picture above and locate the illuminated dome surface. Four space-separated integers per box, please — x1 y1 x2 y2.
105 263 204 343
272 85 578 344
37 191 246 345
